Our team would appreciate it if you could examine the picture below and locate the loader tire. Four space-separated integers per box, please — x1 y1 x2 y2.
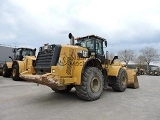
12 64 21 81
2 64 11 77
75 67 104 101
112 68 128 92
51 85 73 93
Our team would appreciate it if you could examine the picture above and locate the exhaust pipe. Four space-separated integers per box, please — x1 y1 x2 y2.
68 33 74 45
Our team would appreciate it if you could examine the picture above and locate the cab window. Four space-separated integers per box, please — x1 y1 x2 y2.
86 40 94 50
95 40 103 54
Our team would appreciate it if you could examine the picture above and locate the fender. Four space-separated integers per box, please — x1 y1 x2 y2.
73 58 102 85
108 65 123 77
12 56 36 74
12 61 25 73
82 58 102 74
5 62 12 69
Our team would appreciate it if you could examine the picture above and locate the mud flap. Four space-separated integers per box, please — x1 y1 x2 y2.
126 69 139 89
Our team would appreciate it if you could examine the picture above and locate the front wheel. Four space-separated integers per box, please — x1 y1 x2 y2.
12 64 21 81
75 67 104 101
112 68 128 92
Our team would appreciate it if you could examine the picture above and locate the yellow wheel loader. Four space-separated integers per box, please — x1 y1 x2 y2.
20 33 139 101
2 47 36 81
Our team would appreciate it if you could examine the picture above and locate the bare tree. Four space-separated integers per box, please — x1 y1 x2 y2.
134 55 146 67
118 49 135 66
140 47 159 71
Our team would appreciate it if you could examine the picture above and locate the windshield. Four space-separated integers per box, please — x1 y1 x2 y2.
77 38 94 50
13 48 35 60
22 49 35 56
15 49 21 56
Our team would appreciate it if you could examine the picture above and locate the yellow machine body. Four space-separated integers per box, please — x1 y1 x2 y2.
20 45 139 89
20 34 139 100
14 56 36 74
3 56 36 79
21 45 88 89
5 62 12 69
2 47 36 80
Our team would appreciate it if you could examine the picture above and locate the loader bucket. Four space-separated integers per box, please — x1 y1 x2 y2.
126 69 139 89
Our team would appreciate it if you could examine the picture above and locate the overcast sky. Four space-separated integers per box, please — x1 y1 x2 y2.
0 0 160 55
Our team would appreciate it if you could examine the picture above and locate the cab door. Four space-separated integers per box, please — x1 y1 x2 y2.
95 40 105 64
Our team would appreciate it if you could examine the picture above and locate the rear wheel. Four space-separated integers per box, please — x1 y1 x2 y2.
75 67 104 101
112 68 128 92
2 64 11 77
12 64 21 81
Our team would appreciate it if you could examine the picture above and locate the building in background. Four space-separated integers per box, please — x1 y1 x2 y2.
0 45 14 75
0 45 14 63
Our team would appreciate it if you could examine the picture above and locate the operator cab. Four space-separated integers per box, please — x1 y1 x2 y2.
12 48 36 61
75 35 107 63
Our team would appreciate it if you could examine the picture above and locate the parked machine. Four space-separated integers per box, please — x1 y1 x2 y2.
20 33 139 101
140 68 146 75
0 63 3 75
149 67 160 76
2 47 36 80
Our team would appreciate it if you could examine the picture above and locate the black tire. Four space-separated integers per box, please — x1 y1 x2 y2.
112 68 128 92
2 64 11 77
0 70 2 76
51 85 73 93
75 67 104 101
12 64 21 81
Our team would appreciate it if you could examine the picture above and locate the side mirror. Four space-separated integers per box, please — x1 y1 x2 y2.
104 40 107 47
9 56 13 61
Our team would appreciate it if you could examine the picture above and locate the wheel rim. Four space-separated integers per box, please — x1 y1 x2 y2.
12 69 16 77
122 75 127 86
90 77 101 93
